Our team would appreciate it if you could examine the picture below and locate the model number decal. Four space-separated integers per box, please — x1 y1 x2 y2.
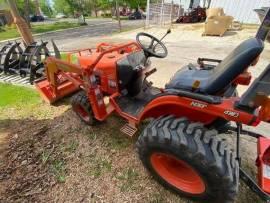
224 110 239 118
191 101 207 108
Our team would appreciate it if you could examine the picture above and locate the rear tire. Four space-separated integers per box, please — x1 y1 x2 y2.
71 91 97 125
136 116 239 202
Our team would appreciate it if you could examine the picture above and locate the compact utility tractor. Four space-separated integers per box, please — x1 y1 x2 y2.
35 10 270 202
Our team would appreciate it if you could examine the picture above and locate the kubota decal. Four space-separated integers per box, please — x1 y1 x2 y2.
224 110 239 118
190 101 207 109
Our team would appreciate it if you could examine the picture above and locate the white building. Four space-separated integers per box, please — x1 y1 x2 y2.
173 0 270 24
210 0 270 24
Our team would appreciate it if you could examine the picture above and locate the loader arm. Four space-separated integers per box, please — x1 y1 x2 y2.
35 57 85 103
45 57 84 90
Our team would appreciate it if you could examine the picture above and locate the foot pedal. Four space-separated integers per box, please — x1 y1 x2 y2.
120 123 137 137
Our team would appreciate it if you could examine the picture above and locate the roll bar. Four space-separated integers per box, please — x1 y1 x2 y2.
256 8 270 41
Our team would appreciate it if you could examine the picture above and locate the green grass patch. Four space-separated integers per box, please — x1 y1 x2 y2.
87 155 112 178
0 21 82 41
105 132 131 150
0 83 40 108
51 159 66 183
117 167 139 192
65 140 79 153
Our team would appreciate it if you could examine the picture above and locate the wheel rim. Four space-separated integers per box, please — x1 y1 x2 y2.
74 104 90 122
150 153 206 194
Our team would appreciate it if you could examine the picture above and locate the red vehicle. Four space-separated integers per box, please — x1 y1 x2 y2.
35 10 270 202
176 7 206 23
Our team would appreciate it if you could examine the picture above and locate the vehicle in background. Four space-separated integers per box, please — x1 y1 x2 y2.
43 15 49 20
128 9 145 20
176 7 206 23
120 7 131 16
30 15 45 22
55 13 67 19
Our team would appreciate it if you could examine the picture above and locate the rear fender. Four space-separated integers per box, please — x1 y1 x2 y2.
257 137 270 194
138 94 256 125
139 95 218 124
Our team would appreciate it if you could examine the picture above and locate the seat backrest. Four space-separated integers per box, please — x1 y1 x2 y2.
202 38 264 95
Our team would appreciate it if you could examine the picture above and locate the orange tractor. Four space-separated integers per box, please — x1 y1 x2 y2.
35 11 270 202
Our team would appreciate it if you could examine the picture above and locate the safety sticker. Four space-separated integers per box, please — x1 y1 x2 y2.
263 164 270 179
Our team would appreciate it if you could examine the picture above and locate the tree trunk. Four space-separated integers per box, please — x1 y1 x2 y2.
24 0 31 28
7 0 34 45
34 0 42 16
115 0 121 31
94 6 98 17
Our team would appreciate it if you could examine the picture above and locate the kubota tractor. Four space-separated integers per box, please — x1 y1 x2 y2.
35 9 270 202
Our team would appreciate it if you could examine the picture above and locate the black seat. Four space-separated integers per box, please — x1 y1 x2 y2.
166 38 264 95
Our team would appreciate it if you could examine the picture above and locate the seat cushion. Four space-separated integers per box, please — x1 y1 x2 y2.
165 64 213 92
166 38 264 95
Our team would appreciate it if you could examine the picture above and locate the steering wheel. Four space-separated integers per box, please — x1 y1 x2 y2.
136 32 168 58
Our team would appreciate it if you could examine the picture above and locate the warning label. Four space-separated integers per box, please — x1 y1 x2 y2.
263 164 270 179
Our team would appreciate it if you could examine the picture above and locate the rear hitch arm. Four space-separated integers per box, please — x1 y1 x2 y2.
240 168 270 202
230 123 270 202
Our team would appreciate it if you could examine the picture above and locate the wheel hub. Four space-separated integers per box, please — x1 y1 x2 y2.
75 104 90 121
150 152 206 194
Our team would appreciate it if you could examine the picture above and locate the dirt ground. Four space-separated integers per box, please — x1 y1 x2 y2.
0 24 269 203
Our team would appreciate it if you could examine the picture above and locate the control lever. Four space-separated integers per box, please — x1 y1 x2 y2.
153 29 171 50
145 68 157 77
159 29 171 43
142 68 157 91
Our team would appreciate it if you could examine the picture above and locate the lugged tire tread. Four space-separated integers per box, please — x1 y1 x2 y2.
136 115 239 203
71 91 96 125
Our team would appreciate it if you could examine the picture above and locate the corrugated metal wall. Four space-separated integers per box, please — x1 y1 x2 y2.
210 0 270 24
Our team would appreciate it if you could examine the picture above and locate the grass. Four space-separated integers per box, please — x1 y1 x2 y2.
0 21 82 41
65 140 79 153
51 159 66 183
87 155 112 178
149 193 166 203
0 83 40 108
41 150 52 164
116 167 139 192
105 132 131 150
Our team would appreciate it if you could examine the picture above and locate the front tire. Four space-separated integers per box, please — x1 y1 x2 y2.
136 116 239 202
71 91 97 125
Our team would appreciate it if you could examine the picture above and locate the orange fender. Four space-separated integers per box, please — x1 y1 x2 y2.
138 95 218 125
138 95 256 126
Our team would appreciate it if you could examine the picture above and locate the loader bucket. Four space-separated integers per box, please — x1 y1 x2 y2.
35 77 79 104
257 137 270 194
